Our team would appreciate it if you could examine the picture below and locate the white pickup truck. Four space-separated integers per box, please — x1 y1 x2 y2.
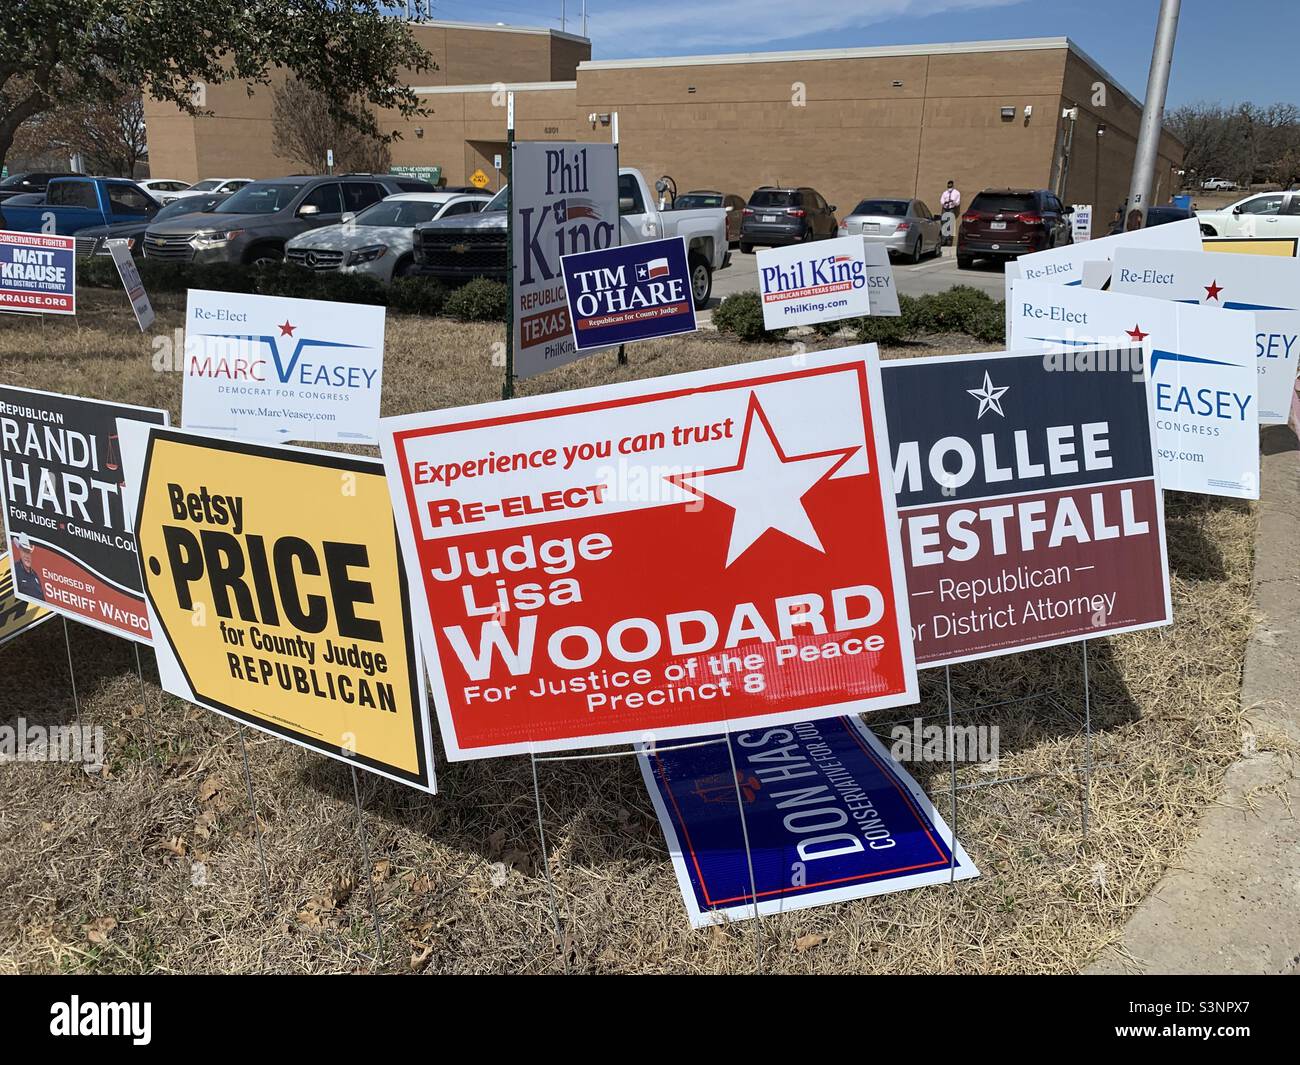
411 167 731 306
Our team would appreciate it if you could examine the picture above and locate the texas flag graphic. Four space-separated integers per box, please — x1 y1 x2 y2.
636 258 671 281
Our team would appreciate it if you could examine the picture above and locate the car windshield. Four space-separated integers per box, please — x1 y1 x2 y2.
216 182 306 214
482 187 508 211
675 194 723 209
354 200 445 226
970 193 1036 214
851 199 908 217
189 180 221 192
749 190 800 208
155 196 223 221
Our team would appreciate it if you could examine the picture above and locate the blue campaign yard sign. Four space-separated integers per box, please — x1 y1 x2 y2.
0 231 76 315
560 235 697 350
639 716 977 926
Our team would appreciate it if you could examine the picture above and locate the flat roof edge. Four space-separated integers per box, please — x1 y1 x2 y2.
412 81 578 95
578 37 1074 70
410 19 589 45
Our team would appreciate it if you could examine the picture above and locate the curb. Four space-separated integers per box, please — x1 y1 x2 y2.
1084 422 1300 974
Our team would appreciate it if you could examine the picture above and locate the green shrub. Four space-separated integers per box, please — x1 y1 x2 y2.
905 286 996 335
248 261 316 299
849 313 911 346
443 277 508 321
811 316 850 337
712 291 786 341
964 302 1007 344
388 275 447 316
76 256 120 289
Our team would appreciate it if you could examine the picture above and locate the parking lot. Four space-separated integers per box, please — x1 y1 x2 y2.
706 243 1007 316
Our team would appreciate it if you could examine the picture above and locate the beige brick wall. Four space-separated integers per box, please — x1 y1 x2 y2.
143 30 1183 231
143 23 589 182
1057 50 1184 233
573 47 1081 220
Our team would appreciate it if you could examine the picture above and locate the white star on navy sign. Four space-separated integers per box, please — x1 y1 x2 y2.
636 264 649 281
966 370 1010 419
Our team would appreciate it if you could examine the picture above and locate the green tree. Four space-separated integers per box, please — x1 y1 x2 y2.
0 0 433 175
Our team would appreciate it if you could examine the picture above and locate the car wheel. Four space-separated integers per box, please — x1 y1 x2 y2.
800 227 813 243
907 235 922 265
739 242 752 254
688 253 712 309
957 254 974 270
248 247 283 267
395 256 418 279
1200 225 1217 237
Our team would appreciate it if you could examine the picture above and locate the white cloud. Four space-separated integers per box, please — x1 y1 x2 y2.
586 0 1025 56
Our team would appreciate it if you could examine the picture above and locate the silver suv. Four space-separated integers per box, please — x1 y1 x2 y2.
142 174 434 266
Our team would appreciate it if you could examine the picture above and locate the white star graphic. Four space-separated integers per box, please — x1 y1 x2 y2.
966 371 1010 418
671 395 856 567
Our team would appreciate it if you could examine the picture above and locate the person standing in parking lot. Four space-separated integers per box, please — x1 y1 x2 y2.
940 180 961 245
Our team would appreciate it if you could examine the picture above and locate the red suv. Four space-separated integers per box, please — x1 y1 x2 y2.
957 188 1072 268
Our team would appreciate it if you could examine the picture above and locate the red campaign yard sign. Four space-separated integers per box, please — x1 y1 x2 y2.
380 349 917 760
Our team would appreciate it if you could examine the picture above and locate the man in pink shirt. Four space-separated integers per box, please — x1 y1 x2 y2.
940 180 961 245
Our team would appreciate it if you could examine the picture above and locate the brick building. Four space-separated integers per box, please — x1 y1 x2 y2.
143 21 1183 224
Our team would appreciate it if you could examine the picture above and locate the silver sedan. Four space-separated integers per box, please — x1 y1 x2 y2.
837 197 942 264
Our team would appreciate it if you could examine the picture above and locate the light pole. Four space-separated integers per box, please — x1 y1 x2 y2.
1126 0 1182 222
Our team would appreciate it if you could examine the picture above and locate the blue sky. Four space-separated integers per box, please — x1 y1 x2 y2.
426 0 1296 108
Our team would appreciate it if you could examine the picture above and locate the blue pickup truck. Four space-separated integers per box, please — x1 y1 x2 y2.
0 176 159 254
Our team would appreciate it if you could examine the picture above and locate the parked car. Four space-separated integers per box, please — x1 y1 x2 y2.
0 175 159 236
71 193 230 257
1196 190 1300 239
957 188 1072 268
410 169 730 308
138 179 192 205
1200 177 1237 191
168 177 254 201
285 191 490 283
143 173 434 265
838 197 941 264
738 186 838 251
673 190 745 244
0 170 82 204
1142 204 1196 228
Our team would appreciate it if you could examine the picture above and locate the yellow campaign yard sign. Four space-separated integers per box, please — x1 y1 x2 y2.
0 550 54 648
128 428 435 791
1203 236 1299 258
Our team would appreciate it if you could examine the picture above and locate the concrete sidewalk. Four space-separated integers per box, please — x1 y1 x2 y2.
1085 423 1300 975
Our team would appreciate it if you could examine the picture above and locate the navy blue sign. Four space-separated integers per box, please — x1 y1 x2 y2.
880 348 1154 507
0 231 76 315
560 235 696 350
639 716 975 925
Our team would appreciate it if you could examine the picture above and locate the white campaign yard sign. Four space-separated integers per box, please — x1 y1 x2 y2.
182 288 385 444
863 242 900 317
1014 216 1202 287
756 235 873 329
1111 247 1300 425
511 141 619 377
1008 278 1259 499
107 240 154 332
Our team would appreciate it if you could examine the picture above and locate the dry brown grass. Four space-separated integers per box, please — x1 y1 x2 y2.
0 289 1263 973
